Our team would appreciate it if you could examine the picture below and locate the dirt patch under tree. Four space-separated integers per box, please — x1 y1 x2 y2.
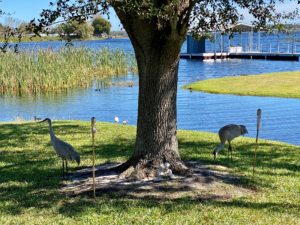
61 161 256 200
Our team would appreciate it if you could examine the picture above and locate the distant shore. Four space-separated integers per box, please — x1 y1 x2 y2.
0 35 129 43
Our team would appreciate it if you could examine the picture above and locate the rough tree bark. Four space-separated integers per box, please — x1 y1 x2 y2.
113 4 192 178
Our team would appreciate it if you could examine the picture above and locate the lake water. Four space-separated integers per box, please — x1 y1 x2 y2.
1 39 300 146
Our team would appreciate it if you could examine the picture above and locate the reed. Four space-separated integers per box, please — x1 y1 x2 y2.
0 48 136 95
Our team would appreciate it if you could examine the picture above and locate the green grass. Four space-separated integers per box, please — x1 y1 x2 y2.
184 71 300 98
0 35 114 43
0 48 136 95
0 121 299 224
0 35 61 43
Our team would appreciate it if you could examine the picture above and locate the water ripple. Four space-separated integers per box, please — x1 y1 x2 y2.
1 40 300 145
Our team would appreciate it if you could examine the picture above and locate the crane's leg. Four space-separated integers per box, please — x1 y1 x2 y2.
66 160 68 177
227 145 230 158
62 160 65 180
228 142 233 162
213 151 216 160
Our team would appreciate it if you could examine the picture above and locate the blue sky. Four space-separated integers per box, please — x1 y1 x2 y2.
0 0 122 30
0 0 299 30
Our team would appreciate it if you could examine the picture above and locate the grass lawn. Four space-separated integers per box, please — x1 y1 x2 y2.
0 121 299 224
184 71 300 98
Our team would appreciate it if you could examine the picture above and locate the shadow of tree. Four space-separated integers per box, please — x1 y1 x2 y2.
0 121 299 220
57 193 300 218
180 138 299 174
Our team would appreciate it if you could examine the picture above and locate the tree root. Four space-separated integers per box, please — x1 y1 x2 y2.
72 151 190 181
114 152 191 180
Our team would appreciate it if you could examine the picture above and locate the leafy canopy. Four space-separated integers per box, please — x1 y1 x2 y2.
92 16 111 35
55 20 94 39
31 0 299 37
0 1 299 52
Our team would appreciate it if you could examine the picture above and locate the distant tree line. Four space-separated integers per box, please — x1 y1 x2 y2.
54 21 94 39
92 16 111 36
0 15 113 40
52 16 112 39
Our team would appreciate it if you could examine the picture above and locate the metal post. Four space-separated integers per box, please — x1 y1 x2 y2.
253 109 262 176
91 117 97 198
249 28 253 52
258 31 261 52
221 34 223 54
239 32 242 48
214 30 217 60
248 31 250 52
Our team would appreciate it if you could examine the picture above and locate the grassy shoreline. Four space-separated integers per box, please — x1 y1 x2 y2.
184 71 300 98
0 120 299 224
0 36 61 43
0 36 128 43
0 48 136 95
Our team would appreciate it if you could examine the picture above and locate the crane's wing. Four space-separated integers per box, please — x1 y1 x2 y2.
54 138 80 165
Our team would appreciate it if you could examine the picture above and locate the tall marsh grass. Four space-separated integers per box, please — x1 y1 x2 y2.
0 48 136 95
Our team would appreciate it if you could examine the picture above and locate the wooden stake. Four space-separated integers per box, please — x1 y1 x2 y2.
253 109 261 175
91 117 96 198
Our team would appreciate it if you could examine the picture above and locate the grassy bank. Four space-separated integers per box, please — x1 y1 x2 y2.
0 48 136 95
0 35 125 43
0 36 61 43
0 121 299 224
184 71 300 98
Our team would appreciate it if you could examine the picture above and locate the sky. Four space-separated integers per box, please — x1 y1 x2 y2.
0 0 299 30
0 0 122 30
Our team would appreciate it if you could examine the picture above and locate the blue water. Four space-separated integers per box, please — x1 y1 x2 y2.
17 39 134 53
1 39 300 146
13 31 300 53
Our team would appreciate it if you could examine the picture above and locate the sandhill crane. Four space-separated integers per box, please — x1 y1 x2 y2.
39 118 80 178
212 124 248 161
114 116 119 123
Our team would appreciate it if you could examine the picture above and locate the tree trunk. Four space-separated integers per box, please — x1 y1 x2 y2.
113 7 190 178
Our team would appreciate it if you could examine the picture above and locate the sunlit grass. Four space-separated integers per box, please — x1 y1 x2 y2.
184 71 300 98
0 48 137 95
0 121 299 224
0 35 60 43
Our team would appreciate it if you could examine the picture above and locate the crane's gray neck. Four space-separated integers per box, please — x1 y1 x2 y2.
47 121 55 140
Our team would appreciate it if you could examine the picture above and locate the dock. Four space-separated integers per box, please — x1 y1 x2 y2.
180 52 229 60
180 52 300 61
229 52 300 61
